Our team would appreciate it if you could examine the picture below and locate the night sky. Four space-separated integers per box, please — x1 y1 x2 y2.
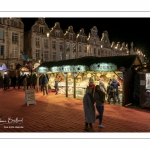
21 18 150 59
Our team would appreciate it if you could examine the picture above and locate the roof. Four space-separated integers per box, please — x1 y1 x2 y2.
39 55 142 70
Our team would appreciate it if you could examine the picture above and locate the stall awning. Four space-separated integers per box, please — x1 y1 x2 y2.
38 55 142 73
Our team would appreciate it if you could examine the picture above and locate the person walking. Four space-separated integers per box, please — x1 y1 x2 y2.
93 85 106 128
83 86 96 131
107 80 115 104
41 74 49 95
54 78 59 95
111 78 120 104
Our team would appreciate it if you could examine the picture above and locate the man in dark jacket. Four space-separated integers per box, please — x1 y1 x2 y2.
42 74 49 95
111 79 120 103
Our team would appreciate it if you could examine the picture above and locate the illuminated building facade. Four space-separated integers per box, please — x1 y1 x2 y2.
0 18 24 70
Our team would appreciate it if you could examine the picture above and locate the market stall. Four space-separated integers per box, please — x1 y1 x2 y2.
37 55 142 106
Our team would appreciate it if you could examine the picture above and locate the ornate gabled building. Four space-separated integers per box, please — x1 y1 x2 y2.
87 26 101 56
100 30 111 57
0 17 146 75
24 18 49 64
76 28 88 58
64 26 77 60
0 18 24 70
49 22 64 61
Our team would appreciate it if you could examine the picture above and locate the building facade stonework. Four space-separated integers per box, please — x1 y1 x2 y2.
0 17 146 72
0 18 24 70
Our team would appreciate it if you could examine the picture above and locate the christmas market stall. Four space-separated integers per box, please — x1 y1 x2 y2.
37 55 142 106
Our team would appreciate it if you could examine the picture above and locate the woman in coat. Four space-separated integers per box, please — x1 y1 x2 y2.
83 86 96 131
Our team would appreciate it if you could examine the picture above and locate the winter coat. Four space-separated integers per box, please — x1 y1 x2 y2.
111 80 120 95
83 93 96 123
94 91 105 106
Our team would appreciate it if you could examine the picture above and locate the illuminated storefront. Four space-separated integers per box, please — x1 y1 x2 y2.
37 55 142 106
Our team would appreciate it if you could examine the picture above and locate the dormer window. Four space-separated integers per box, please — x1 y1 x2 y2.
40 26 44 33
55 31 59 37
14 21 18 27
70 34 73 40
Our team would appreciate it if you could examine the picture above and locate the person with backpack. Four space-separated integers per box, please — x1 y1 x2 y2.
42 74 49 95
107 81 115 104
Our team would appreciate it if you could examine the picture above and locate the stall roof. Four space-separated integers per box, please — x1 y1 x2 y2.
39 55 142 69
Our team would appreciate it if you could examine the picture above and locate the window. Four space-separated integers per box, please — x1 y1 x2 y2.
98 49 100 55
44 39 48 48
52 41 56 49
36 38 40 46
60 52 63 60
94 48 96 55
66 54 69 60
55 32 59 37
40 27 44 33
36 50 40 59
84 46 87 53
14 21 18 27
79 55 82 58
0 45 4 55
12 47 17 58
12 33 18 43
66 43 70 51
79 45 81 52
52 52 56 61
44 51 48 60
60 42 63 50
73 44 76 52
0 30 4 39
70 34 72 40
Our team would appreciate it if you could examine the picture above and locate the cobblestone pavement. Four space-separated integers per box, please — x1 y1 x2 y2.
0 88 150 132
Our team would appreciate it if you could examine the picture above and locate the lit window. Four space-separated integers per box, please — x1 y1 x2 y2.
60 52 63 60
44 51 48 60
66 43 70 51
52 52 56 61
12 47 17 58
36 50 40 59
12 33 18 43
36 38 40 46
66 54 69 60
73 44 76 52
52 41 56 49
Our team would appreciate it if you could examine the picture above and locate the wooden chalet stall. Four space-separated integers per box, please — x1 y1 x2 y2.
138 64 150 108
37 55 142 106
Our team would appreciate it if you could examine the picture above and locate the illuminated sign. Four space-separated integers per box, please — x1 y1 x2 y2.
50 65 86 73
90 63 117 71
36 67 48 73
